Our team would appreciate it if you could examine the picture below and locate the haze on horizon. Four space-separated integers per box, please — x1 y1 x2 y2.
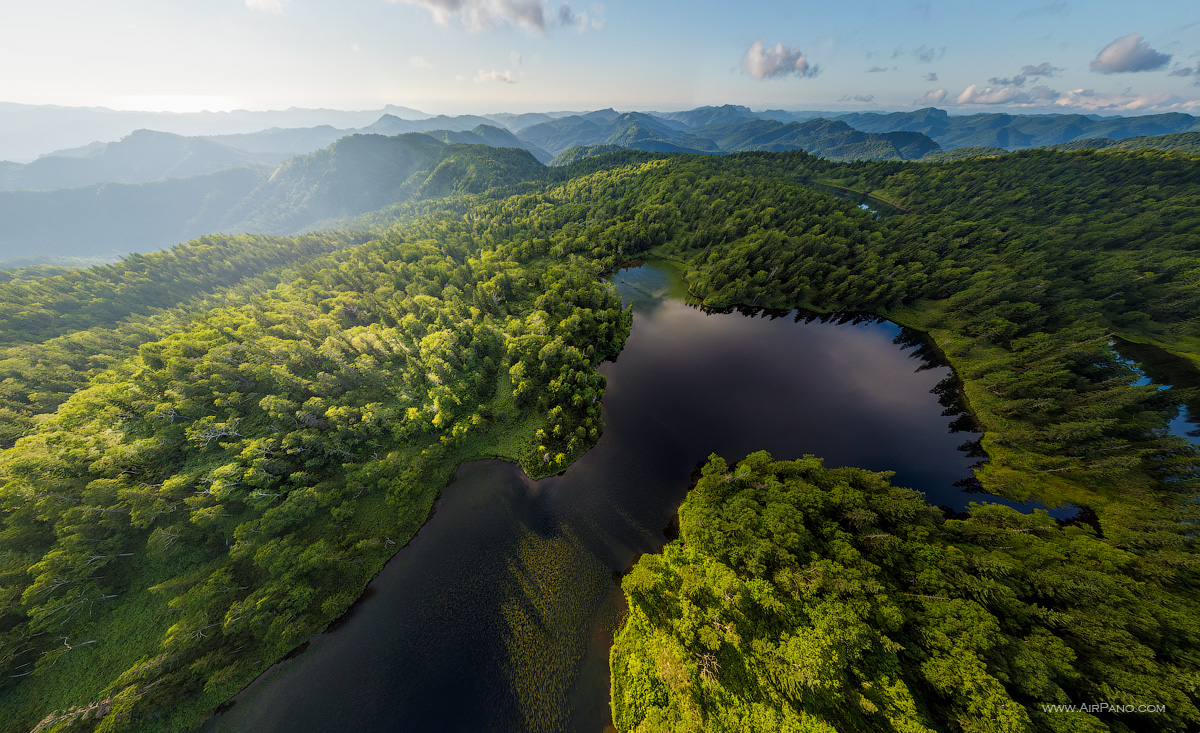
1 0 1198 117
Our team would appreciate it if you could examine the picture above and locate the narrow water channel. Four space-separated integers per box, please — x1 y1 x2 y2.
202 260 1018 732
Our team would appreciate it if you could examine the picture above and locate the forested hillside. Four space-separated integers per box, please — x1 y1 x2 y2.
0 145 1196 731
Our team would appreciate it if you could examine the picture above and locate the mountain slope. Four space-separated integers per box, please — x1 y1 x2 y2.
1049 131 1200 154
699 118 940 160
0 133 549 265
422 124 554 163
519 112 940 160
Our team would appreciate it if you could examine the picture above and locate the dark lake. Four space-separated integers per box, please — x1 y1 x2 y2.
202 260 1029 732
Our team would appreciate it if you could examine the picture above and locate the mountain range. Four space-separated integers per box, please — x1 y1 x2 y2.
3 102 1200 266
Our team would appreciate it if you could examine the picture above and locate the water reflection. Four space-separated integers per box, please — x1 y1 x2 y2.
203 260 1025 733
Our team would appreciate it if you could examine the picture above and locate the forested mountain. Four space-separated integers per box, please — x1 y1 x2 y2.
421 124 554 163
695 118 940 159
483 111 581 132
517 111 714 155
0 130 280 191
835 107 1200 150
0 139 1197 732
225 135 545 233
0 134 548 265
516 112 940 160
548 144 626 166
652 104 759 127
361 112 508 136
1049 131 1200 154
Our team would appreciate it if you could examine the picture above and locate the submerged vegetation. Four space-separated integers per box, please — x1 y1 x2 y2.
0 142 1196 731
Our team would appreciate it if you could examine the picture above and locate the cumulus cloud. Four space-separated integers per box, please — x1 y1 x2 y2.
392 0 599 33
925 72 938 82
246 0 284 12
915 88 947 104
1090 34 1171 74
475 68 517 84
741 41 819 80
410 55 432 68
955 83 1061 105
839 94 875 103
956 84 1023 105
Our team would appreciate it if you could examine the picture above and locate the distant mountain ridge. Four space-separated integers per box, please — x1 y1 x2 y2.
0 101 432 162
519 111 937 161
0 129 281 191
834 107 1200 150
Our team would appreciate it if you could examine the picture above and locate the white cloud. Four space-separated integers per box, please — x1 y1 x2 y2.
391 0 597 33
246 0 284 12
1090 33 1171 74
351 43 362 53
410 55 432 68
1053 88 1195 111
475 68 517 84
955 83 1061 105
957 84 1021 105
741 40 819 80
915 88 947 104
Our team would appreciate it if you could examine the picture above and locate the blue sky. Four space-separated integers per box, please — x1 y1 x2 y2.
1 0 1197 115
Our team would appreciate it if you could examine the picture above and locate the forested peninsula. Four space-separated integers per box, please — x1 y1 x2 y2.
0 145 1197 731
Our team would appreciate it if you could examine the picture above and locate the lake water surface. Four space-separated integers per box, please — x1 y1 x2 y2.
203 260 1016 732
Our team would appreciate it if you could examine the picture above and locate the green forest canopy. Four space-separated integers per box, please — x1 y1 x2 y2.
0 145 1196 731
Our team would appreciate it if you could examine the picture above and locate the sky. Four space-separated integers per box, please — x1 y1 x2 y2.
1 0 1198 115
